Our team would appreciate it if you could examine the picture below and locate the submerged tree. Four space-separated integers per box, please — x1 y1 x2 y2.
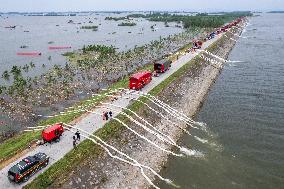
2 71 10 80
10 66 22 79
29 61 35 68
0 86 6 95
22 64 29 72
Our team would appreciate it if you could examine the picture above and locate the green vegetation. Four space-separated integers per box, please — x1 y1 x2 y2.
0 132 41 162
82 44 116 55
196 13 209 16
2 70 10 80
268 11 284 13
183 16 224 28
80 25 98 31
118 22 137 26
10 65 22 79
62 52 75 57
105 16 128 21
0 86 5 95
127 13 146 18
147 14 227 28
126 12 252 28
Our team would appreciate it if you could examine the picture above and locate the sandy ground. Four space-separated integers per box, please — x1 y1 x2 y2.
0 30 223 188
54 27 243 189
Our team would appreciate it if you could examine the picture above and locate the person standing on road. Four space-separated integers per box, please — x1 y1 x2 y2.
73 139 77 149
105 112 109 121
75 131 81 141
109 111 113 118
102 111 106 120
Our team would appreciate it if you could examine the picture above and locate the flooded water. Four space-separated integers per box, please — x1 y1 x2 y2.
158 13 284 189
0 12 182 83
0 12 183 138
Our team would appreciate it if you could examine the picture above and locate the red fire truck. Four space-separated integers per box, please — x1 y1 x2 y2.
42 123 64 143
129 71 152 90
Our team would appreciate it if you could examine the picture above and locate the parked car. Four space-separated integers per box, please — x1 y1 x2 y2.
8 152 49 183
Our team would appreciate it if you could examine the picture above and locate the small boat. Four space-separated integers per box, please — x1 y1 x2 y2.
17 52 42 56
48 46 72 50
5 26 16 29
20 45 28 49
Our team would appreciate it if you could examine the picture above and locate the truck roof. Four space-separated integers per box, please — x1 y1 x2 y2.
43 123 62 133
154 59 171 65
130 71 151 80
9 152 47 174
9 156 36 174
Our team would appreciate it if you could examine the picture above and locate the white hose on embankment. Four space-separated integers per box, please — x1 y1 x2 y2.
25 123 176 189
102 103 176 145
101 93 195 135
84 109 183 157
63 123 176 189
100 103 197 156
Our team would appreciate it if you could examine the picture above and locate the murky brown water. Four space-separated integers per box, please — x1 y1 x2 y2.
158 13 284 189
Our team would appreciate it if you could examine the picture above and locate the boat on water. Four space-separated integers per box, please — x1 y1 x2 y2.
5 26 16 29
17 52 42 56
48 46 72 50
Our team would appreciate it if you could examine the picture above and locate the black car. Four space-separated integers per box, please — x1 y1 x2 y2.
8 152 49 183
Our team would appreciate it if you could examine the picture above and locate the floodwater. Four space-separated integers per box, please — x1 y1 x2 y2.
158 13 284 189
0 12 182 83
0 12 183 138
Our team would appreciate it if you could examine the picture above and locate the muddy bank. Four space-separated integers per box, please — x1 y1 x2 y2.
50 28 242 189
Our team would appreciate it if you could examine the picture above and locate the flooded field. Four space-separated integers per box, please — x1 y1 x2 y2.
0 12 182 82
0 12 186 139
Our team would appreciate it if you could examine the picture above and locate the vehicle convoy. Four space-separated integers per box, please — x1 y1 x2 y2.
154 59 172 73
216 17 244 34
42 123 64 143
129 71 152 90
8 152 49 183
